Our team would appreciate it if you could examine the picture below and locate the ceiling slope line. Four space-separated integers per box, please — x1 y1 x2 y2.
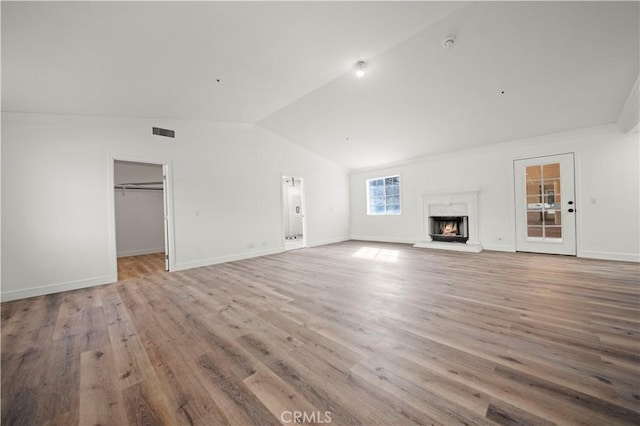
616 74 639 133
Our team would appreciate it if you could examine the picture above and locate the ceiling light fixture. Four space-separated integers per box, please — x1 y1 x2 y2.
355 60 366 77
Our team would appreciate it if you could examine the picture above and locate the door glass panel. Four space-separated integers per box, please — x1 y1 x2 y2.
524 162 563 241
545 193 561 207
546 226 562 238
526 195 543 209
544 211 562 226
525 166 542 200
527 211 543 226
526 165 542 180
527 226 543 237
543 163 560 179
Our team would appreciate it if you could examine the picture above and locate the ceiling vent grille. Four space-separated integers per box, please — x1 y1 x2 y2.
152 127 175 138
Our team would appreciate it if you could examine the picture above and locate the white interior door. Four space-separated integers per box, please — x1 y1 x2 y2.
514 153 576 255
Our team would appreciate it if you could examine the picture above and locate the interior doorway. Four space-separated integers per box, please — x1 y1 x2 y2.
514 153 576 255
113 160 170 278
282 176 306 251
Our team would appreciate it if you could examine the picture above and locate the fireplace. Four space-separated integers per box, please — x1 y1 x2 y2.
430 216 469 243
414 190 482 253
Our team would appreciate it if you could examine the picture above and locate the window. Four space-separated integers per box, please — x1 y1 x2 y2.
366 175 401 215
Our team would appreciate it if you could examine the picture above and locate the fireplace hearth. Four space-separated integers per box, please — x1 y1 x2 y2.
430 216 469 243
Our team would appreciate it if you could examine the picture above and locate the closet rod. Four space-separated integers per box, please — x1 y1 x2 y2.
114 185 163 191
116 181 163 186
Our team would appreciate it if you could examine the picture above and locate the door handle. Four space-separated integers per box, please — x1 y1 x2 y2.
568 208 575 213
568 201 574 205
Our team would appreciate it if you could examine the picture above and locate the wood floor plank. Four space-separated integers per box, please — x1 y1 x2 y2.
2 388 39 426
38 334 83 424
1 348 47 422
113 344 177 425
350 353 497 425
236 332 368 424
485 401 555 426
374 332 608 425
258 309 364 372
243 368 321 424
194 352 278 425
147 355 231 426
1 241 638 425
494 365 640 425
110 334 158 391
79 345 126 425
53 304 109 352
502 348 640 411
122 383 169 426
238 330 439 425
2 295 59 354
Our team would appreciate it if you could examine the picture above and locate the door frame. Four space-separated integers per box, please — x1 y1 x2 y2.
107 156 176 280
281 174 307 250
513 152 577 255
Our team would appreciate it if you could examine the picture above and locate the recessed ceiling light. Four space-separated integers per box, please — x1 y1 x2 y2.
355 61 366 77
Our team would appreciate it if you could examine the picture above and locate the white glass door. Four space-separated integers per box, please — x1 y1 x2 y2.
514 153 576 255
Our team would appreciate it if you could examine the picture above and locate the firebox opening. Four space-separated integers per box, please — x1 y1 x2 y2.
429 216 469 243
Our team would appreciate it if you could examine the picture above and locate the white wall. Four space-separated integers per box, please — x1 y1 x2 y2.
114 161 165 257
1 112 350 301
350 124 640 262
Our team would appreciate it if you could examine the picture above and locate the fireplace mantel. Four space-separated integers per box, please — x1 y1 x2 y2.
413 190 482 253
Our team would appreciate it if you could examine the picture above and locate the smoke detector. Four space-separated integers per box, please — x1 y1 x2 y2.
443 35 456 49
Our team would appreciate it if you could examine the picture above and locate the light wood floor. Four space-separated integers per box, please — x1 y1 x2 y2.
2 241 639 425
117 252 166 280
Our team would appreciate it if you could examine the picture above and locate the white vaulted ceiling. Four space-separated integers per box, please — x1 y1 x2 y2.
2 1 638 169
1 1 464 122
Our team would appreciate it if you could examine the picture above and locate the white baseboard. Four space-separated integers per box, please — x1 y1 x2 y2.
1 274 116 302
413 241 483 253
174 238 351 271
172 247 284 271
578 250 640 263
306 236 350 248
350 235 416 245
117 247 165 258
481 243 516 252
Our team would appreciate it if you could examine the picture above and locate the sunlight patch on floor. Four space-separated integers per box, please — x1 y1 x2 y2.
352 247 399 263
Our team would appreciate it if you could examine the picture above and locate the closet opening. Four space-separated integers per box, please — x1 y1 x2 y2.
113 160 170 279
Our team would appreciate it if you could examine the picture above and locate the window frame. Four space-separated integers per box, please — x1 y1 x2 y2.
366 174 402 216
